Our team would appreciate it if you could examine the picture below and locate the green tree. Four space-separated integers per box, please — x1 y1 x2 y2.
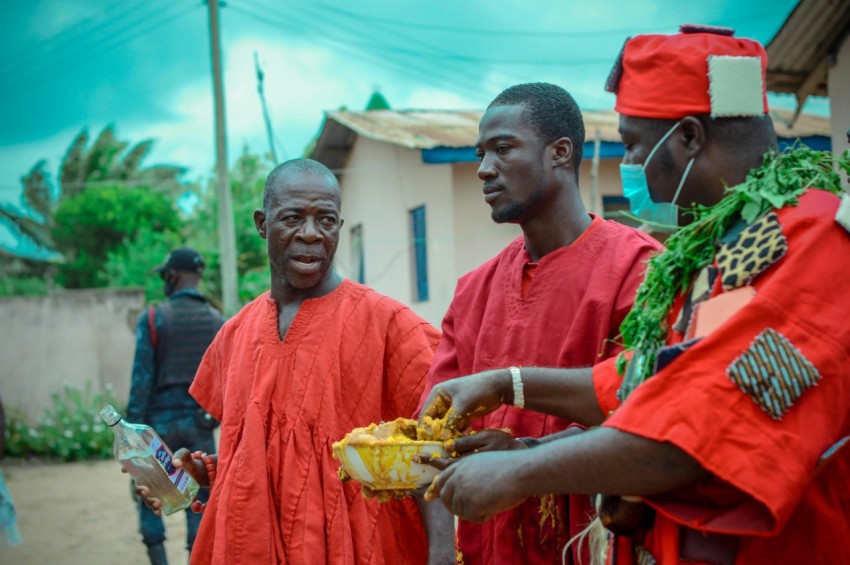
0 160 55 250
52 184 183 288
104 226 181 302
1 126 192 294
187 147 271 304
365 90 390 111
59 125 185 200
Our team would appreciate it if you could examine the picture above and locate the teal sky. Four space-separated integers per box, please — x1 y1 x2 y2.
0 0 828 255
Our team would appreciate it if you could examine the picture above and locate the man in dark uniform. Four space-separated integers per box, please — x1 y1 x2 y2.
127 247 224 565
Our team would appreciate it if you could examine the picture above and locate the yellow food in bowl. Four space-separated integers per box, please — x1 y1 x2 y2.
333 418 450 492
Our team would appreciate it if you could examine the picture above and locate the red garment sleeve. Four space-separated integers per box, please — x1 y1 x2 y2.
382 307 441 421
604 192 850 536
592 356 625 418
189 335 224 421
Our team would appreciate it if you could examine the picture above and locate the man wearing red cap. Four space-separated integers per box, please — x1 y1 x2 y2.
419 26 850 564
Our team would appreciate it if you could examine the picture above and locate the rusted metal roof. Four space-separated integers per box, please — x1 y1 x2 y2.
309 108 831 171
310 109 624 170
770 107 831 138
766 0 850 102
325 110 482 150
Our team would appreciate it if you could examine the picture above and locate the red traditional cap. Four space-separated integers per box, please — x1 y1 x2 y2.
606 24 768 119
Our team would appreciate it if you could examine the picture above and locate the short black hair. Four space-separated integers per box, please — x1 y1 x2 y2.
263 158 340 210
489 82 585 175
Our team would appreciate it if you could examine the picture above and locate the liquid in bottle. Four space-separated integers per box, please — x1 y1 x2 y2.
100 405 199 516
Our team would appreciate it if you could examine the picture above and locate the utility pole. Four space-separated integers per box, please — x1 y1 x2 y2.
590 128 602 215
206 0 238 316
254 51 279 164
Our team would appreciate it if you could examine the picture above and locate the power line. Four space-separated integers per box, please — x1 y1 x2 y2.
0 1 166 74
295 2 529 89
309 4 783 39
239 1 523 101
0 2 200 89
0 0 173 78
228 5 490 103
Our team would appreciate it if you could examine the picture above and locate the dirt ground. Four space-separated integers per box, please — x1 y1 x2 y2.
0 459 193 565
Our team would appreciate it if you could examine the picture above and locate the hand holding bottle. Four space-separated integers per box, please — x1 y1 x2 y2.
101 405 200 516
134 448 216 516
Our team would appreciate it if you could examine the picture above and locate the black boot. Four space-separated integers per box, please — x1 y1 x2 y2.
146 542 169 565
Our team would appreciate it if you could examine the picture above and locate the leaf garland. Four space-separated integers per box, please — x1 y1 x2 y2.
617 146 850 400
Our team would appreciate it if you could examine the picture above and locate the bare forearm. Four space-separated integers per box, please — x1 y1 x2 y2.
517 367 604 426
416 497 455 565
511 427 709 497
536 425 585 445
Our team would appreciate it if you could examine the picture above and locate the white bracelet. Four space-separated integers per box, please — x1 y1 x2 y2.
509 366 524 409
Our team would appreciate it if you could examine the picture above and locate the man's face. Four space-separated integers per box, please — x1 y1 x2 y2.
161 270 177 296
475 104 550 224
618 114 680 203
255 172 343 291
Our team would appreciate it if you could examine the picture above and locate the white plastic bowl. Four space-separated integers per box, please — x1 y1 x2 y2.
334 440 447 490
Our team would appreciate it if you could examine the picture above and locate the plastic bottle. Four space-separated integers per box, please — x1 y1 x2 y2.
99 404 199 516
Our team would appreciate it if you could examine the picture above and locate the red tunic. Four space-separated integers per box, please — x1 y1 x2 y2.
419 216 661 564
189 280 440 565
594 191 850 564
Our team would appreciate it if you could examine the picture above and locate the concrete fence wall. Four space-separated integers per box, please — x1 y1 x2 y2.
0 287 145 423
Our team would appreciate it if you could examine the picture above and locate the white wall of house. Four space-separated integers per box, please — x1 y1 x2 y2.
335 138 456 326
450 162 520 280
829 33 850 167
578 159 623 214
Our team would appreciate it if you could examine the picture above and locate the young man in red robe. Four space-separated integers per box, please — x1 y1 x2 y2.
137 159 450 564
416 83 661 564
419 27 850 564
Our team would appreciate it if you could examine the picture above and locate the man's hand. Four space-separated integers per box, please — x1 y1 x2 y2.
419 370 513 433
171 448 211 486
450 429 526 454
416 429 525 471
135 483 164 516
124 447 212 516
425 450 531 524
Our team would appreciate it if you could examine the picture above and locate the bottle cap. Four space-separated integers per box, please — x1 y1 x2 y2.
99 404 122 427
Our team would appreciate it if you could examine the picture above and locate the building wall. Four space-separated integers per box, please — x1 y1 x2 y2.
450 162 520 279
336 138 456 326
578 158 624 214
0 288 145 422
829 33 850 172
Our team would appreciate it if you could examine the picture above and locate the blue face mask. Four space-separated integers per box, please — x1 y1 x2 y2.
619 121 694 232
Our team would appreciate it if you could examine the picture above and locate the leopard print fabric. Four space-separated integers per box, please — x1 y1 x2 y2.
715 212 787 291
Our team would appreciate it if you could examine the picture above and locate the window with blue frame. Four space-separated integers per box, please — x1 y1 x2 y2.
410 206 429 302
350 224 365 284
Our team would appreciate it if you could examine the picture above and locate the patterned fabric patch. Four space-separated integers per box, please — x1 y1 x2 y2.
673 266 718 335
635 545 657 565
726 328 821 420
654 338 703 374
716 212 787 291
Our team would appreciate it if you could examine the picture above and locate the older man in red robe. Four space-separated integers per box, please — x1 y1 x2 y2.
138 158 448 564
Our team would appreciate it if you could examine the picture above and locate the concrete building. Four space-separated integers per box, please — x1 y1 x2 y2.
310 109 830 326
